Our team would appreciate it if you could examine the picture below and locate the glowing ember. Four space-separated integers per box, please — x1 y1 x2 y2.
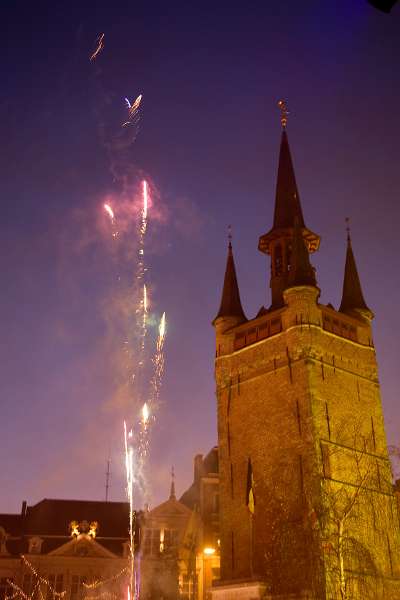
142 402 150 426
104 203 114 221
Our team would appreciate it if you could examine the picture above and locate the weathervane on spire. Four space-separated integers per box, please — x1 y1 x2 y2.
278 99 289 129
345 217 351 242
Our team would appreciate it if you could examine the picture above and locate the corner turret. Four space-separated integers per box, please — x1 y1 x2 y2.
213 237 247 332
339 227 373 321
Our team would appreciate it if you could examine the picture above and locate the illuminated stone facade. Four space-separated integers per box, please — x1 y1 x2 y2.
140 449 220 600
213 128 400 599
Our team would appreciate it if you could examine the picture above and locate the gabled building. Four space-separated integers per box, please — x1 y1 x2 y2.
140 450 220 600
0 499 129 600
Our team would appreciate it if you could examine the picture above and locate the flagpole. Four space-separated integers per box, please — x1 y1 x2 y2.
246 457 255 578
249 512 254 578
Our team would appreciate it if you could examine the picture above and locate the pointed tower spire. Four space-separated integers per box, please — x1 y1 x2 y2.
258 102 320 308
287 218 317 288
169 466 176 500
339 221 373 320
274 103 305 229
213 229 247 324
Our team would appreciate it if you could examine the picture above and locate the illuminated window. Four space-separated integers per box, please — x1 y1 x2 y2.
70 576 86 600
28 537 43 554
286 243 292 271
180 574 196 600
46 575 64 600
0 578 13 600
23 575 34 597
163 528 178 550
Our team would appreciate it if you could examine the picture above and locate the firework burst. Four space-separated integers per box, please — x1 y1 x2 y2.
122 95 142 128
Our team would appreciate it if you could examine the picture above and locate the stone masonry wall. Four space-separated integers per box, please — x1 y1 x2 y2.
214 285 400 598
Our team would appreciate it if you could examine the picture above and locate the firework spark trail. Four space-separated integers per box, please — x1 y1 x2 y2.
135 181 149 374
129 95 142 118
137 313 166 461
90 33 105 62
124 422 135 600
149 312 167 416
153 311 167 403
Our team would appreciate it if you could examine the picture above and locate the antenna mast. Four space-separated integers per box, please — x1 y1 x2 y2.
105 457 111 502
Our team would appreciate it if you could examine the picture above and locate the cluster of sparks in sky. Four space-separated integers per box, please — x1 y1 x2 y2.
5 32 166 600
94 32 165 600
103 173 166 600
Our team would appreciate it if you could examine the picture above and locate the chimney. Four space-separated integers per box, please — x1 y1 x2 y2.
21 501 27 518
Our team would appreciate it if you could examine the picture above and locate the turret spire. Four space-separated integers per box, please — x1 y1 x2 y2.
213 232 246 324
339 222 373 320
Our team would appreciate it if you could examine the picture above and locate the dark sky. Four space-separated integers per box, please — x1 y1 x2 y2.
1 1 400 513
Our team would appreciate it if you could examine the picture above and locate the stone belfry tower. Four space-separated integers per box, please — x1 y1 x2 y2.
212 105 400 600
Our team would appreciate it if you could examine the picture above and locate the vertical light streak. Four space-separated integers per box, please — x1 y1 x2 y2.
124 422 135 600
141 402 149 427
136 181 149 373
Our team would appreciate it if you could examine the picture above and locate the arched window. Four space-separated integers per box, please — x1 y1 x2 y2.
287 242 292 272
274 244 283 276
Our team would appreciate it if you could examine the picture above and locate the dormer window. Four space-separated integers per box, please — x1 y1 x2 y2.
28 537 43 554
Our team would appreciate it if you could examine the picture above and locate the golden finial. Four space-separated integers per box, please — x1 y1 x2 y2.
278 99 289 129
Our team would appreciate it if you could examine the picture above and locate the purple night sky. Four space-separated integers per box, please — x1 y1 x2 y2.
1 1 400 512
